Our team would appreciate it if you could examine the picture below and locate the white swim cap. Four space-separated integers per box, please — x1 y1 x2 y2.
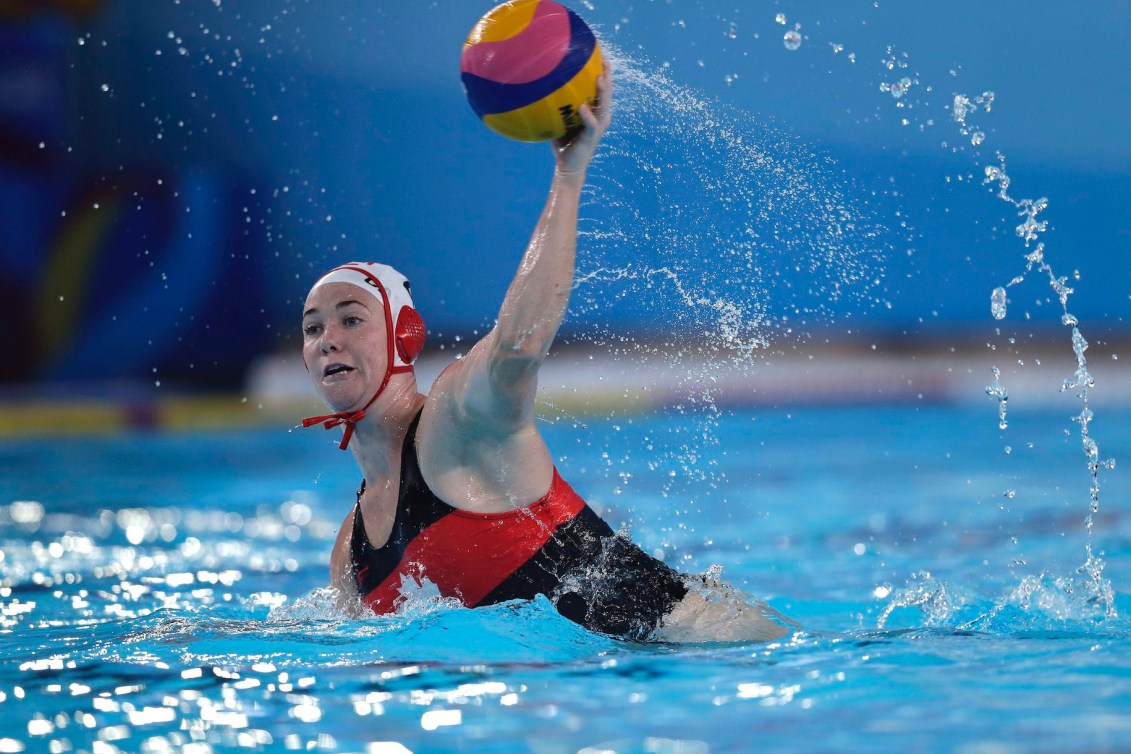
307 261 425 369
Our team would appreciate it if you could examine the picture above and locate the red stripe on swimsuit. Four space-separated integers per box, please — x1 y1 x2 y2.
360 468 585 612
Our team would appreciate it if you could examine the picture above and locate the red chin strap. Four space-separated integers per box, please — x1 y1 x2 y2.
301 409 366 451
302 366 407 450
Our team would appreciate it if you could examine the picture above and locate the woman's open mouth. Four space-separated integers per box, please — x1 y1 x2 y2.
323 364 354 379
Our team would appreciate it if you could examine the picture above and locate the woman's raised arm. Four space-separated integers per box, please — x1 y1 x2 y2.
459 70 612 428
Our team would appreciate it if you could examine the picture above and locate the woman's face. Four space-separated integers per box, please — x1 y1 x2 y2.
301 282 389 412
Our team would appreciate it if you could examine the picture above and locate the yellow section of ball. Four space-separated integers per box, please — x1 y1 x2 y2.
466 0 541 45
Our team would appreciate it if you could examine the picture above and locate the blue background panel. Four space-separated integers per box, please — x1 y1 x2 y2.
1 1 1128 386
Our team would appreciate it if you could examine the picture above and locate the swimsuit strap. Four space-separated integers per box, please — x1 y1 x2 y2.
349 410 424 578
349 481 373 584
351 481 370 546
397 410 426 497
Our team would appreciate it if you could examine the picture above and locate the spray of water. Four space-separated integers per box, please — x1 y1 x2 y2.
954 95 1116 616
722 10 1120 624
570 45 890 511
794 26 1122 621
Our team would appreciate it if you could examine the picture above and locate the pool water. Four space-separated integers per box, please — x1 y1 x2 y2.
1 404 1128 753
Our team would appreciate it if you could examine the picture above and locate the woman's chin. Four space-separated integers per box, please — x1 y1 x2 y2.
315 383 366 414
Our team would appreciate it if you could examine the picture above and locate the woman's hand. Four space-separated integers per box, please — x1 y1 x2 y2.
552 67 612 177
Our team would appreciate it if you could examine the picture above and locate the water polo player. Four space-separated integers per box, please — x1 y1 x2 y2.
301 71 789 642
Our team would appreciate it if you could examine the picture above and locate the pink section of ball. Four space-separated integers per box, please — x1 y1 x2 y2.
460 1 570 84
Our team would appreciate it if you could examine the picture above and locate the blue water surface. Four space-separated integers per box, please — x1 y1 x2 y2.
1 404 1129 753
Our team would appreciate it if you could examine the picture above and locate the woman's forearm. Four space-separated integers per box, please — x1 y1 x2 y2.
493 168 586 361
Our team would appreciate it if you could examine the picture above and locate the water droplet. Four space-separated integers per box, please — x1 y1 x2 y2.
971 131 985 146
888 76 912 99
990 287 1007 320
775 13 787 25
953 93 974 124
985 366 1009 429
783 30 802 51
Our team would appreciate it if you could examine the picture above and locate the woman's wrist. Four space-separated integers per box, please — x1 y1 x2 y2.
553 166 588 186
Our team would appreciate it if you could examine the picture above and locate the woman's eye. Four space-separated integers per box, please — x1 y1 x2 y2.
303 323 321 337
344 316 362 327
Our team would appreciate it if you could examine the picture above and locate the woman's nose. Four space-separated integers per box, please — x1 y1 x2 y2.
320 326 340 353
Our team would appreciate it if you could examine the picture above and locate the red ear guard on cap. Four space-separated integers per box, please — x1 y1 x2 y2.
394 305 427 365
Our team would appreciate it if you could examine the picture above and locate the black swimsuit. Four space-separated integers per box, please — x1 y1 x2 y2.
349 412 689 639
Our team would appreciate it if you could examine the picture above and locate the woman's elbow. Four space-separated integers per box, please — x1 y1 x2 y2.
493 328 551 365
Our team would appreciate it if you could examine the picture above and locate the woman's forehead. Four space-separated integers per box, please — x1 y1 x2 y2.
303 282 378 315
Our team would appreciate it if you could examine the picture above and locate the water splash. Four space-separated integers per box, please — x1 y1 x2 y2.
877 571 1122 633
964 146 1114 614
876 572 965 630
984 366 1008 430
861 40 1117 614
754 15 1120 618
952 91 995 133
573 46 889 502
584 47 889 348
